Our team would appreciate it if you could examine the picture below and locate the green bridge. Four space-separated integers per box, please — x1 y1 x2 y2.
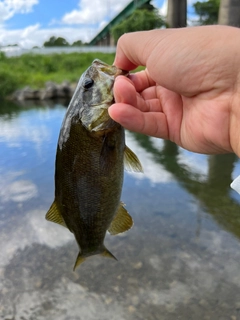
89 0 150 46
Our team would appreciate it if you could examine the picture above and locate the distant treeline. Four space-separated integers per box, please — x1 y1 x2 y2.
43 36 87 47
0 52 115 99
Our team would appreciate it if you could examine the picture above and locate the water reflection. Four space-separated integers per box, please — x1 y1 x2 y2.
1 100 240 320
131 134 240 238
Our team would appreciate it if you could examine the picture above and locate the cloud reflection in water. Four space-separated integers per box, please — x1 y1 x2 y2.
125 132 174 184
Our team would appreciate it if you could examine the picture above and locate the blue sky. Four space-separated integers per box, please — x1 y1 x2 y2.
0 0 197 48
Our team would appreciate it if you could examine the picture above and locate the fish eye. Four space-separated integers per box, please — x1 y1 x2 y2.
83 78 94 89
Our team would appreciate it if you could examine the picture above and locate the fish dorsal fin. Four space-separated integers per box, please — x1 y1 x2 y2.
108 202 133 235
45 200 67 228
124 145 143 172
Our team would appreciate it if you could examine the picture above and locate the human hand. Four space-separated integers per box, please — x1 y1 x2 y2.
109 26 240 156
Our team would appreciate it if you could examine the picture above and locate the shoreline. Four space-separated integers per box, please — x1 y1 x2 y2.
9 81 77 101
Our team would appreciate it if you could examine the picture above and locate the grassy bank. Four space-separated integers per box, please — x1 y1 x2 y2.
0 52 115 99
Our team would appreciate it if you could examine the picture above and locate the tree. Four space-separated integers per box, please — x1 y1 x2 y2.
72 40 83 46
140 0 156 11
218 0 240 26
43 36 69 47
54 37 69 46
111 9 166 43
43 36 56 47
193 0 220 25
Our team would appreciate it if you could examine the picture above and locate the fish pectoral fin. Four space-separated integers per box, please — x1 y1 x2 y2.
124 145 143 172
45 200 67 228
108 202 133 235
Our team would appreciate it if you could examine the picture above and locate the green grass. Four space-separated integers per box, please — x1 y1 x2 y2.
0 51 146 99
0 52 116 98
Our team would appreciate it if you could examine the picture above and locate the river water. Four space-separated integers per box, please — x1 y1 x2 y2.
1 99 240 320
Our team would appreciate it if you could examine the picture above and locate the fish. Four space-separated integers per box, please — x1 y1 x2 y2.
46 59 143 270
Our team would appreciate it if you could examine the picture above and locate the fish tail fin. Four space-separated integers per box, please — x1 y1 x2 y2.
73 252 86 271
101 247 118 261
73 247 117 271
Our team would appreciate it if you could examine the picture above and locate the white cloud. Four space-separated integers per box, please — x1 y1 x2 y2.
21 22 39 37
98 20 108 30
0 23 95 48
0 0 176 49
0 0 38 23
62 0 130 25
177 148 208 177
158 0 167 16
0 110 51 150
125 132 174 184
0 176 38 203
5 0 38 13
0 2 10 23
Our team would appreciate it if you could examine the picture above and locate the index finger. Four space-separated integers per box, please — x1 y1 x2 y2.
113 30 162 70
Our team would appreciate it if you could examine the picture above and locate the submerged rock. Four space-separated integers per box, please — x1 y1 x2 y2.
11 81 76 101
11 86 41 101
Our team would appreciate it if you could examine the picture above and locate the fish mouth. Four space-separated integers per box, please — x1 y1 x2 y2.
92 59 129 78
114 67 129 78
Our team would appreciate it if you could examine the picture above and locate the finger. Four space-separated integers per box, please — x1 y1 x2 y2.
114 29 191 93
114 27 231 95
114 76 137 106
114 76 161 112
140 86 159 100
108 103 169 139
129 70 156 92
115 73 156 100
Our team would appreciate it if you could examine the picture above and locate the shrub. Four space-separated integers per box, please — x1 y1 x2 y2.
0 52 116 98
0 70 20 98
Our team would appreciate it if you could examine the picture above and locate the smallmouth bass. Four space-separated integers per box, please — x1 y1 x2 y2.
46 59 142 270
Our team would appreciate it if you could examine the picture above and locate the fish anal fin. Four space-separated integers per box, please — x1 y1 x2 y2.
124 145 143 172
108 202 133 235
45 200 67 228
